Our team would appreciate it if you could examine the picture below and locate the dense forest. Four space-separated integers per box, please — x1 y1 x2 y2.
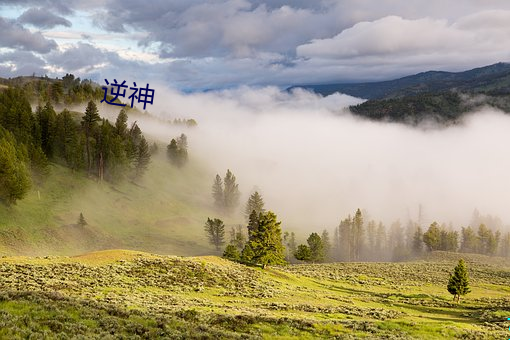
0 76 151 206
291 62 510 124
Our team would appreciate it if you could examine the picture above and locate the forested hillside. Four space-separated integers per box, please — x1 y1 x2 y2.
290 63 510 124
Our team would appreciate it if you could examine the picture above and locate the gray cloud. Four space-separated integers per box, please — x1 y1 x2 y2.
0 16 57 53
18 7 72 29
0 50 47 76
46 42 108 71
0 0 74 15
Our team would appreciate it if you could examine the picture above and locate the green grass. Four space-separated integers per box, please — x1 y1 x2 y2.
0 153 227 256
0 250 508 338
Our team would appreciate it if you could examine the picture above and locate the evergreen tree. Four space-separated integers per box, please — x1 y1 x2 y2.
115 109 128 137
332 227 341 261
0 132 31 205
229 225 246 251
321 229 331 262
245 211 286 268
460 226 478 253
307 232 325 263
412 226 423 254
134 136 151 180
294 244 312 262
338 216 352 261
223 169 240 214
366 220 377 259
500 232 510 258
212 174 224 211
244 191 265 220
352 209 364 261
81 100 100 174
447 259 471 303
283 231 296 262
240 243 255 264
423 222 441 251
36 102 57 158
166 134 188 167
223 244 240 262
204 218 225 251
375 222 387 258
55 109 80 168
78 213 87 226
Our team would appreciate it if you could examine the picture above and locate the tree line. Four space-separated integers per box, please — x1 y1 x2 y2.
295 209 510 263
0 86 152 205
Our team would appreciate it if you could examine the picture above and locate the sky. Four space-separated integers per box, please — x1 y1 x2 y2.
1 0 510 90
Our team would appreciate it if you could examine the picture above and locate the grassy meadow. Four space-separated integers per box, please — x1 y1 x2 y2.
0 250 508 339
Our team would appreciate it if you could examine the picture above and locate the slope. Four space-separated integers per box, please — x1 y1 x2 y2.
0 250 508 338
0 152 223 256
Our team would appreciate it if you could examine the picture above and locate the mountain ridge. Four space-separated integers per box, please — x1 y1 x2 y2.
289 62 510 99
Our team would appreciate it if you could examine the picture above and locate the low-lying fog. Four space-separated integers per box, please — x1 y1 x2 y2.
117 86 510 231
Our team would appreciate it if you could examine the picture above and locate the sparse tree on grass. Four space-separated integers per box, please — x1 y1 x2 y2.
204 218 225 251
78 213 87 226
447 259 471 303
244 211 285 268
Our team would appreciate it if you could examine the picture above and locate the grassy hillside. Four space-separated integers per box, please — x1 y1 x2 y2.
0 250 508 338
0 152 225 256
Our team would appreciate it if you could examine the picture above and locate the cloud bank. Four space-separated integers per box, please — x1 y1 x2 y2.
132 87 510 231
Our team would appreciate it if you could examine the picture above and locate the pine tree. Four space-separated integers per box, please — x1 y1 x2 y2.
223 244 240 262
423 222 441 251
166 134 188 167
240 243 255 264
134 136 151 179
0 132 31 205
338 216 352 261
460 226 478 253
78 213 87 226
307 232 325 263
376 221 387 259
55 109 80 168
283 231 297 262
212 174 224 210
115 109 128 137
204 218 225 251
294 244 312 262
447 259 471 303
321 230 331 261
245 211 286 268
412 226 423 254
229 225 246 251
245 191 265 220
247 210 259 241
352 209 364 261
82 100 100 174
223 169 240 214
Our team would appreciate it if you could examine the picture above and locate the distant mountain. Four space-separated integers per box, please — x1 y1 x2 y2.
289 62 510 100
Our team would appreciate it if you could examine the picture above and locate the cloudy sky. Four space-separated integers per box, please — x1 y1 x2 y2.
1 0 510 90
